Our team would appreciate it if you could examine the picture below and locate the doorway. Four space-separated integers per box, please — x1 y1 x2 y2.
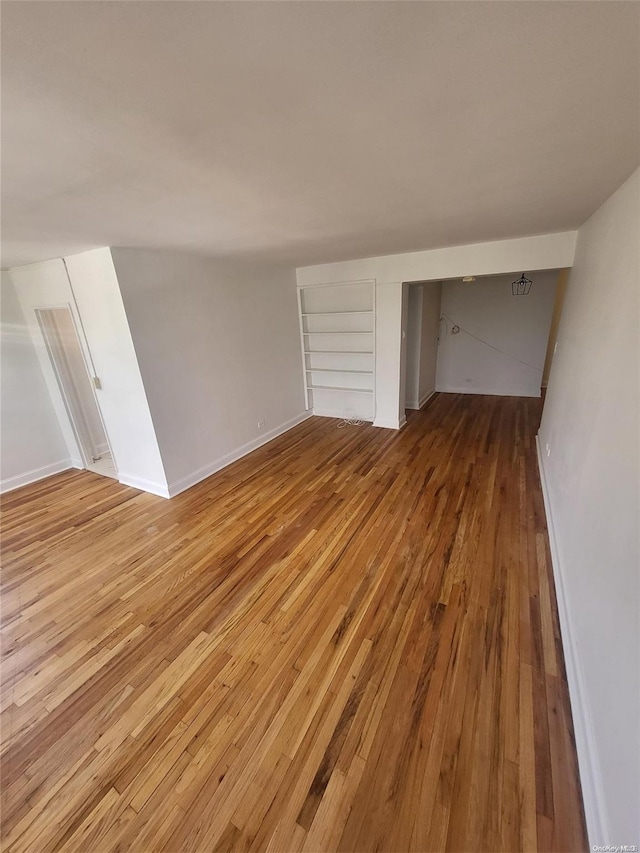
35 307 117 479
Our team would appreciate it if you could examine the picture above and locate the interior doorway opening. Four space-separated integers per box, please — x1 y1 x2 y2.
35 306 117 480
402 269 566 415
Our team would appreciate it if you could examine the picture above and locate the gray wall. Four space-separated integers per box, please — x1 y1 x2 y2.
111 249 306 492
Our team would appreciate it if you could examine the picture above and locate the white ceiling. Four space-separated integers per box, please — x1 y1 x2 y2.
2 1 639 270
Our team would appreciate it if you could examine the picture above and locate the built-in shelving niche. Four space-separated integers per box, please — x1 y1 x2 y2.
297 281 375 422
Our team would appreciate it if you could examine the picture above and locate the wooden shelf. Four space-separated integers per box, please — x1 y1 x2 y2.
309 385 374 394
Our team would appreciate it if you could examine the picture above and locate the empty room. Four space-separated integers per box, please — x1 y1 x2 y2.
1 2 638 852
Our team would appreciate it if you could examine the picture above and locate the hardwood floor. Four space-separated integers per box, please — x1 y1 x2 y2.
0 393 587 852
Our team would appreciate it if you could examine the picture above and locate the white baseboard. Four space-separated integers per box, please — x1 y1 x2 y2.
436 384 541 398
167 412 313 498
0 458 73 493
419 388 436 409
312 407 374 421
117 473 171 499
406 388 437 411
535 435 609 848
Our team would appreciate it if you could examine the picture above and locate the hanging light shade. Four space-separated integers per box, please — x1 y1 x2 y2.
512 272 532 295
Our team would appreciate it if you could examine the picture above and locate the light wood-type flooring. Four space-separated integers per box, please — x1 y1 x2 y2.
0 393 587 852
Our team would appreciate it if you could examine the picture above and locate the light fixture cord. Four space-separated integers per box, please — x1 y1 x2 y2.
440 314 541 372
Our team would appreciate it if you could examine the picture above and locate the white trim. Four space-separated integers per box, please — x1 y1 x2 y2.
436 384 542 398
406 388 437 411
297 287 310 412
372 281 377 424
372 416 403 430
418 388 437 408
296 277 376 290
117 473 171 499
312 408 374 421
536 435 609 848
0 458 74 493
167 412 313 498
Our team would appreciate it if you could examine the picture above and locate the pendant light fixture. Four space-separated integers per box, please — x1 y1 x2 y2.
512 272 532 295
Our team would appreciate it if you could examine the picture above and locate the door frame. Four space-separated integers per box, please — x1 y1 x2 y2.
34 303 117 474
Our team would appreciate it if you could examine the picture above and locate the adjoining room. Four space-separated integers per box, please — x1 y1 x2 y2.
403 269 565 420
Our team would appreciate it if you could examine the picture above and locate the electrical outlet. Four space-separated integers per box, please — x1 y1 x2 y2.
257 419 265 430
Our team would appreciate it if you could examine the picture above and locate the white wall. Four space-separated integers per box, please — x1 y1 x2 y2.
436 271 558 397
542 269 569 387
398 283 409 426
9 250 168 496
538 168 640 846
111 249 307 495
298 232 577 429
297 231 577 289
405 282 442 409
0 273 70 491
418 282 441 405
64 249 168 494
405 286 423 408
373 282 404 429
